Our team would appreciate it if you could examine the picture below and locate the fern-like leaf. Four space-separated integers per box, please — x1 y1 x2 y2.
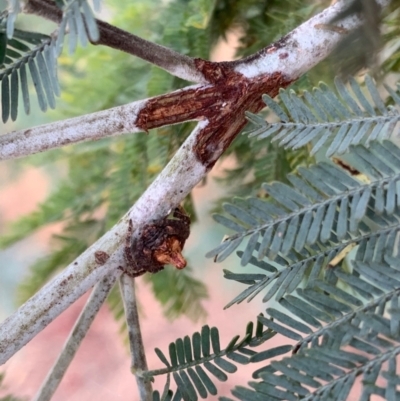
0 0 99 122
146 320 284 401
207 140 400 268
0 21 60 121
4 0 21 39
55 0 100 55
225 242 400 401
223 223 400 308
246 75 400 157
208 140 400 309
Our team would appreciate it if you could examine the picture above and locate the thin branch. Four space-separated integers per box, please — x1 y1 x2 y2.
95 22 207 85
231 0 390 78
0 98 148 160
4 0 388 161
0 120 209 365
23 0 207 84
33 274 117 401
0 82 214 160
119 275 152 401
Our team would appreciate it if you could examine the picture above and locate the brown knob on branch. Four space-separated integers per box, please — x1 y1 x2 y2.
153 236 187 269
121 206 190 277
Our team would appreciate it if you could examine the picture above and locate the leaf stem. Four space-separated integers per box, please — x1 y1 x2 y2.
119 275 153 401
23 0 207 83
32 274 117 401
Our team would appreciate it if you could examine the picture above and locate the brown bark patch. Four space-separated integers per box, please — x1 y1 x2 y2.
136 59 293 169
94 251 110 265
122 206 190 277
194 70 293 168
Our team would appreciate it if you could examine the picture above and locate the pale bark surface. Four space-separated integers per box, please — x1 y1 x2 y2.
120 275 153 401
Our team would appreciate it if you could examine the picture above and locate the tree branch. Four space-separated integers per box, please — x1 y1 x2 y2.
0 98 148 160
4 0 388 161
119 275 152 401
23 0 208 84
0 120 209 364
231 0 389 79
32 275 117 401
0 0 390 366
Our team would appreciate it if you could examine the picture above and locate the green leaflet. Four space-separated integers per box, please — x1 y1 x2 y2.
146 320 278 400
246 75 400 157
0 26 59 122
208 141 400 281
55 0 100 54
226 260 400 401
0 0 99 123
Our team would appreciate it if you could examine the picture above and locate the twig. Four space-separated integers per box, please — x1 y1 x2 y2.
5 0 389 161
0 98 148 160
33 274 117 401
231 0 389 78
23 0 207 84
0 120 209 365
119 275 152 401
95 22 206 84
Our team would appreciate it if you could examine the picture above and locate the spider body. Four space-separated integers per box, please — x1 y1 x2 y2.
122 206 190 277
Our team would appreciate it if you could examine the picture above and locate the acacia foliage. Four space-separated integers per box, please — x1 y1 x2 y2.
149 79 400 400
2 1 400 400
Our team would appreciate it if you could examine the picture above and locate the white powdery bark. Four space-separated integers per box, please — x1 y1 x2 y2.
234 0 391 80
169 63 208 84
0 120 208 365
0 98 147 160
0 83 206 160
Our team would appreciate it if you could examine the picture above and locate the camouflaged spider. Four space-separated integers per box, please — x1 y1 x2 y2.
121 206 191 277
